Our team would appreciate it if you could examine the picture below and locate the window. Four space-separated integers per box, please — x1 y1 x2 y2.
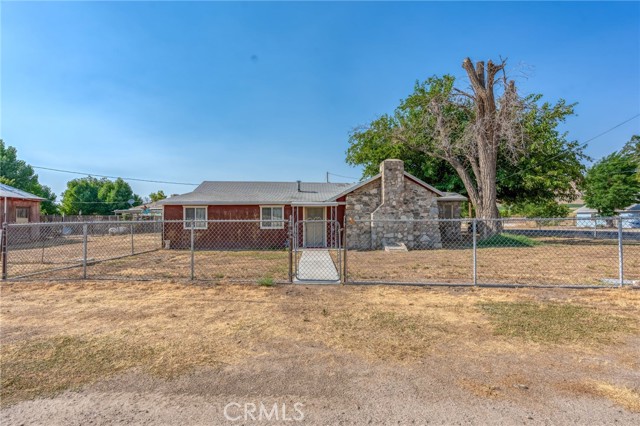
184 207 207 229
441 204 454 219
16 207 30 223
260 206 284 229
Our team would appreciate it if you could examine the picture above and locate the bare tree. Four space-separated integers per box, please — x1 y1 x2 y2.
399 58 528 233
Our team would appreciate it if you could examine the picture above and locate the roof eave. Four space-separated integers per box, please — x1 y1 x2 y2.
0 194 46 201
437 195 468 202
402 172 445 196
326 175 379 201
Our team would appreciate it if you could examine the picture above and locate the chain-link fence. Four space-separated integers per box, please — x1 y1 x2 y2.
1 221 163 280
344 218 474 285
1 217 638 287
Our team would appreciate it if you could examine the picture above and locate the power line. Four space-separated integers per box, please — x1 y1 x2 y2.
59 200 143 204
32 166 199 186
327 172 359 181
582 113 640 144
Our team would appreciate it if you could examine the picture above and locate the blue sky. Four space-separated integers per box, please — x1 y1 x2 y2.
1 1 639 200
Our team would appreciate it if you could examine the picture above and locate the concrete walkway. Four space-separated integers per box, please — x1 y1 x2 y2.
294 250 340 283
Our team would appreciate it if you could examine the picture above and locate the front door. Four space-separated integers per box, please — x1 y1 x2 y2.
304 207 326 247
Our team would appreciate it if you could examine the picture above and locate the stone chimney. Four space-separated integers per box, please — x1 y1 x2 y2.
380 159 404 208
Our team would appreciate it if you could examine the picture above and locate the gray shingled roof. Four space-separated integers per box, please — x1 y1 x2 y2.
0 183 45 201
160 181 355 205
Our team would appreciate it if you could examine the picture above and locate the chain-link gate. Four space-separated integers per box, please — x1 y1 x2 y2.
292 219 342 282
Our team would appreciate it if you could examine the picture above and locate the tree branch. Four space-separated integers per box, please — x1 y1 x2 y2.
462 58 486 99
453 88 474 100
449 156 480 208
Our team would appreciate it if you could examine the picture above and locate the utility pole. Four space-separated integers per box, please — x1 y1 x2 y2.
326 172 329 183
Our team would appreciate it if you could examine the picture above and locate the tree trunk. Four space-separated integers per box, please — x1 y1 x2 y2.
476 141 502 235
460 58 505 236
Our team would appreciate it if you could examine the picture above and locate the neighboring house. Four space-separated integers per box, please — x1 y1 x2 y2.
620 204 640 228
575 204 640 228
114 200 163 219
0 183 44 244
160 159 466 250
0 183 44 224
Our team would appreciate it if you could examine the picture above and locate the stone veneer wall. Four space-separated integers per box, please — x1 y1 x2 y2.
345 159 443 250
344 179 380 250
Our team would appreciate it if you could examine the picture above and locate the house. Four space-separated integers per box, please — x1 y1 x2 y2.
0 183 44 224
160 159 466 250
0 183 44 244
620 204 640 229
574 206 605 227
114 200 163 219
575 204 640 228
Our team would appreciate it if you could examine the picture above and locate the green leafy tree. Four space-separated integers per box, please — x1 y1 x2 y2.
621 135 639 181
0 139 58 214
583 147 640 217
504 201 570 218
347 75 587 215
60 177 142 215
347 114 464 193
149 190 167 202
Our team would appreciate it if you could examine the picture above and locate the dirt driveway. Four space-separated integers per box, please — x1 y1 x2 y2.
1 282 639 424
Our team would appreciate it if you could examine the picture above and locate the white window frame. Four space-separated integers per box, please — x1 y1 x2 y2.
183 206 208 229
260 205 285 229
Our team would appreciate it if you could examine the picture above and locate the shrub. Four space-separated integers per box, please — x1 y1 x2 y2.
258 277 274 287
503 200 570 219
477 233 541 248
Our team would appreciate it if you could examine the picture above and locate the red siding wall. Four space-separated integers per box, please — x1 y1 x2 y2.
0 198 41 224
163 205 295 250
1 198 42 244
162 204 348 250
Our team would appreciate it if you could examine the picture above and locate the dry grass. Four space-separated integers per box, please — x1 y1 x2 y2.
590 382 640 412
9 248 290 283
328 309 452 361
562 381 640 413
7 232 640 286
1 282 639 408
7 233 161 278
479 301 633 344
348 241 640 285
1 334 156 404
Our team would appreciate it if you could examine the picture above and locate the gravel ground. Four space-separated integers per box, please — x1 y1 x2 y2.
2 345 638 425
2 282 638 425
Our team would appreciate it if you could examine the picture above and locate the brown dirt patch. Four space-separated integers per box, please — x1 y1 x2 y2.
1 282 639 423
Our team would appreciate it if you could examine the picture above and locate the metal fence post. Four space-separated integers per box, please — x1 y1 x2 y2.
288 216 293 283
190 222 195 281
618 217 624 287
131 223 134 255
41 226 46 264
472 219 477 286
82 224 88 279
343 215 348 284
1 223 7 280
